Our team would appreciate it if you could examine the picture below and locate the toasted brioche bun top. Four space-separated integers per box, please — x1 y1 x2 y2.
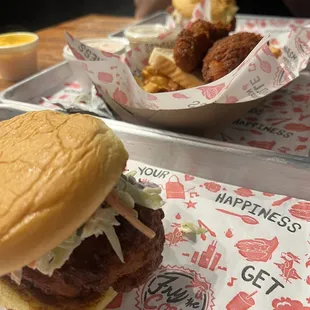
0 111 128 276
172 0 200 18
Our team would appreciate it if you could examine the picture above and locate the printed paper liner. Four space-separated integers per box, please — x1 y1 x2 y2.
217 69 310 157
1 157 310 310
112 160 309 309
65 7 309 111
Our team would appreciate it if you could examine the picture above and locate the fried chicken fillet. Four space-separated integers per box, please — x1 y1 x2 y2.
173 18 236 73
202 32 263 83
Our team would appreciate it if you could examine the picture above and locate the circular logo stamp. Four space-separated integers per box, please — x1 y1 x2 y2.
135 265 215 310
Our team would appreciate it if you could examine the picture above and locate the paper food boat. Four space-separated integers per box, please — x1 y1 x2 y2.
64 4 310 136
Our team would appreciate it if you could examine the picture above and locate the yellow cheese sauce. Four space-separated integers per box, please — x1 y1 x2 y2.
0 33 36 48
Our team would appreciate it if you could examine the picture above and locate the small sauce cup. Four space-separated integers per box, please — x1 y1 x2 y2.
63 37 127 91
0 32 39 81
124 24 170 48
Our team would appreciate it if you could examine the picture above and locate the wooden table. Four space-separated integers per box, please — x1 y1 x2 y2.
0 14 134 91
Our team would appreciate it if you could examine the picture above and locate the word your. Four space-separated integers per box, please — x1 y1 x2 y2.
138 167 170 179
215 193 302 233
242 265 284 295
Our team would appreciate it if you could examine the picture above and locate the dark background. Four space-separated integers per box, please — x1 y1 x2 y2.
0 0 300 33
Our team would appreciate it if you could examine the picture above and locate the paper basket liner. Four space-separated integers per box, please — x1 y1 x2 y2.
64 3 309 111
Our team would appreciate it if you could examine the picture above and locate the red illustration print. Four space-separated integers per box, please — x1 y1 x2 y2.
204 182 221 193
226 291 257 310
308 298 310 304
248 140 276 150
298 136 309 142
102 51 119 59
307 276 310 285
295 37 310 57
166 175 185 199
171 222 181 228
65 82 81 89
175 213 181 220
184 200 197 209
190 192 199 198
278 146 291 154
81 63 88 71
251 129 262 135
124 57 130 68
113 88 128 105
306 257 310 268
243 83 249 90
246 116 258 122
165 227 187 247
300 114 310 121
266 117 291 126
293 107 303 113
296 145 307 151
284 123 310 132
272 94 282 100
142 58 149 66
227 277 237 287
226 96 238 104
272 297 310 310
59 94 68 100
147 93 158 101
256 54 272 73
235 237 279 262
172 92 190 99
197 83 225 99
70 47 84 60
289 202 310 221
185 174 194 181
272 196 292 207
198 220 217 238
135 265 215 310
235 188 254 197
274 252 302 283
106 293 123 309
157 30 173 40
190 241 222 271
98 72 113 83
263 192 275 197
248 63 256 72
225 229 233 238
292 94 310 102
216 209 259 225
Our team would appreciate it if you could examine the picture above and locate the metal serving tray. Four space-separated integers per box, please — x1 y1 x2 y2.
0 61 73 105
1 103 310 202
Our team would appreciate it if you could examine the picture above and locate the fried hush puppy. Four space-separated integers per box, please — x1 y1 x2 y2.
202 32 263 83
173 18 236 73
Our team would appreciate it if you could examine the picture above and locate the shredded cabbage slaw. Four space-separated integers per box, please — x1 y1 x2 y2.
10 171 164 282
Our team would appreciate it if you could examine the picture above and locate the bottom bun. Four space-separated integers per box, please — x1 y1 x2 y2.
0 278 117 310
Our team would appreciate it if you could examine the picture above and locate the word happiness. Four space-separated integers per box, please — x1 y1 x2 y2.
215 193 302 233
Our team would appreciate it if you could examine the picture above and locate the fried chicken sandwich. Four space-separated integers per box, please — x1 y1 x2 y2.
0 111 165 309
